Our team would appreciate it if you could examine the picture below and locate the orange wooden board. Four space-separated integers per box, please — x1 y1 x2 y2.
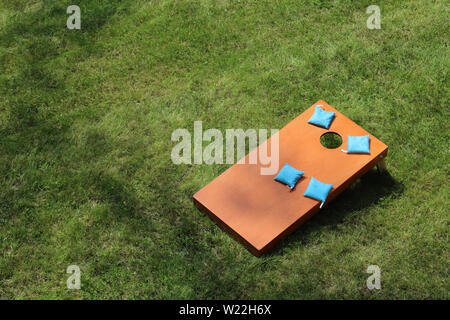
193 100 388 256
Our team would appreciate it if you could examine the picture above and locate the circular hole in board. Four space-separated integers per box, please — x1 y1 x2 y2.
320 132 343 149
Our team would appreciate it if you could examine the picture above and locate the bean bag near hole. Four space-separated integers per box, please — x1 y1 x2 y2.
303 177 333 208
342 135 370 154
307 105 336 129
274 163 304 189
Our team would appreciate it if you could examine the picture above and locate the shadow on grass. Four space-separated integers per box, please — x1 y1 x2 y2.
0 1 136 220
268 168 404 257
1 0 134 133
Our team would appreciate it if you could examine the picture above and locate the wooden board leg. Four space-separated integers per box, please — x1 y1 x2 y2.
377 158 387 173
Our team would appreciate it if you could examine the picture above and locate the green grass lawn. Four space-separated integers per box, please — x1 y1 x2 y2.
0 0 448 299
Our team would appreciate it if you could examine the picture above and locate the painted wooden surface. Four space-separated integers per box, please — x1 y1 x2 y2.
193 100 388 256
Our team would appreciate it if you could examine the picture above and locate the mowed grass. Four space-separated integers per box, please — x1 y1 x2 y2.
0 0 448 299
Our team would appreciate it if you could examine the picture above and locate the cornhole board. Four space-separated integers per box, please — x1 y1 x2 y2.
193 100 388 256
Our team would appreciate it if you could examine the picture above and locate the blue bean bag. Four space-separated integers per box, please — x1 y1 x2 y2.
342 135 370 154
307 105 336 129
303 177 333 208
274 163 304 189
